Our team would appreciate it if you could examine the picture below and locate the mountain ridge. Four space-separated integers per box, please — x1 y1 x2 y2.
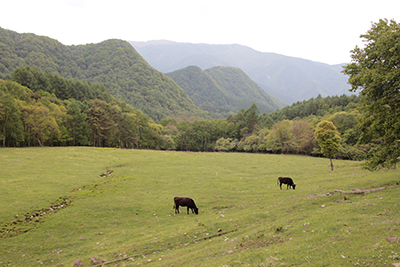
166 66 284 117
0 28 287 122
130 40 351 104
0 28 204 122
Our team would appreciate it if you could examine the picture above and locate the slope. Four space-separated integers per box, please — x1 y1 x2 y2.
165 66 230 114
204 66 284 112
0 28 202 122
166 66 284 117
130 41 351 104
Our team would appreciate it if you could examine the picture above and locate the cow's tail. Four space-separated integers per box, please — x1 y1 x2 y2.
277 178 279 185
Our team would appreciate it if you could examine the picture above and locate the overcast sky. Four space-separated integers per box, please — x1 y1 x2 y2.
1 0 399 65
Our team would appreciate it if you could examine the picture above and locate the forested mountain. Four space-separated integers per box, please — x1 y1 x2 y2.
205 66 285 110
165 66 284 118
0 74 164 148
12 66 113 103
130 41 351 104
0 28 203 122
1 67 368 161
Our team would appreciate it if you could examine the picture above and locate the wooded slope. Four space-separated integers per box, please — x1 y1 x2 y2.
0 28 202 122
166 66 283 118
131 41 351 104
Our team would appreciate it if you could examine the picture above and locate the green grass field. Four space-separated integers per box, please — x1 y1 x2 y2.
0 147 399 266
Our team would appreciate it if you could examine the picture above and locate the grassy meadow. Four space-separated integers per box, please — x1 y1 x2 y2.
0 147 399 266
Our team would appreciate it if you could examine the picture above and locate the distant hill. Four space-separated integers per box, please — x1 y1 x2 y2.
166 66 284 117
130 41 351 104
0 28 203 122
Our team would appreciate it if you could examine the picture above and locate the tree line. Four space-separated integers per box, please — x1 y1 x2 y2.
0 29 202 122
1 66 370 162
2 19 398 170
0 72 162 149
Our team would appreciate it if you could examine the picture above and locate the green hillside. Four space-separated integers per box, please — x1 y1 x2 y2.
166 66 284 117
0 28 202 122
165 66 231 115
205 66 285 111
131 41 351 104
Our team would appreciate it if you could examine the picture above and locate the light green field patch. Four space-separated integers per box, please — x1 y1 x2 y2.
0 148 399 266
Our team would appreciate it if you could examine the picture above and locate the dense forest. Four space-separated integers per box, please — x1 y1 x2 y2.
0 68 163 149
166 66 283 117
2 19 399 170
0 28 203 122
1 67 369 161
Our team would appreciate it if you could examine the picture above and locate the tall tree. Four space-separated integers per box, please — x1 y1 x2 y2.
315 121 341 171
342 19 400 170
21 103 60 146
0 93 24 146
86 99 115 147
289 120 315 155
192 120 212 151
244 103 260 133
233 108 246 139
66 100 90 146
262 120 293 153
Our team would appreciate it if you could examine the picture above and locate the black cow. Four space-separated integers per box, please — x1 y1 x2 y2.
277 177 296 190
174 197 199 214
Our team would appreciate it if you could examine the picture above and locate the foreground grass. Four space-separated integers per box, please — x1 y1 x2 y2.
0 147 399 266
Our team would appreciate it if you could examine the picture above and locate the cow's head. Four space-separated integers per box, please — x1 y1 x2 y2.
292 184 296 190
194 207 199 214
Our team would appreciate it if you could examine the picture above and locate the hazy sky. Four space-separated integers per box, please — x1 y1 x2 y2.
1 0 399 65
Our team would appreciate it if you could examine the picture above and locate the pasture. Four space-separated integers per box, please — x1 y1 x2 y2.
0 147 399 266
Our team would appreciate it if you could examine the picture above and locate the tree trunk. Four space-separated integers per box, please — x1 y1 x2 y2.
137 127 140 149
3 122 6 147
330 158 334 171
72 124 76 146
93 130 96 147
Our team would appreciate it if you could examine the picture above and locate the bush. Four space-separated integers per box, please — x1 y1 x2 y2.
215 137 238 152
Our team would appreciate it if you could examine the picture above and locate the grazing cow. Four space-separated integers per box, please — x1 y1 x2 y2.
174 197 199 214
277 177 296 190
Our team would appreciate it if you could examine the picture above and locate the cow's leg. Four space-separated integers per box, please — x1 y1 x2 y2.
187 207 190 214
175 205 180 214
279 182 282 189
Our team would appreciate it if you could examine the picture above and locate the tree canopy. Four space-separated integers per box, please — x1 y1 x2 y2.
0 28 378 165
165 66 283 118
0 68 369 164
315 121 341 171
0 72 160 149
0 28 203 122
343 19 400 170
